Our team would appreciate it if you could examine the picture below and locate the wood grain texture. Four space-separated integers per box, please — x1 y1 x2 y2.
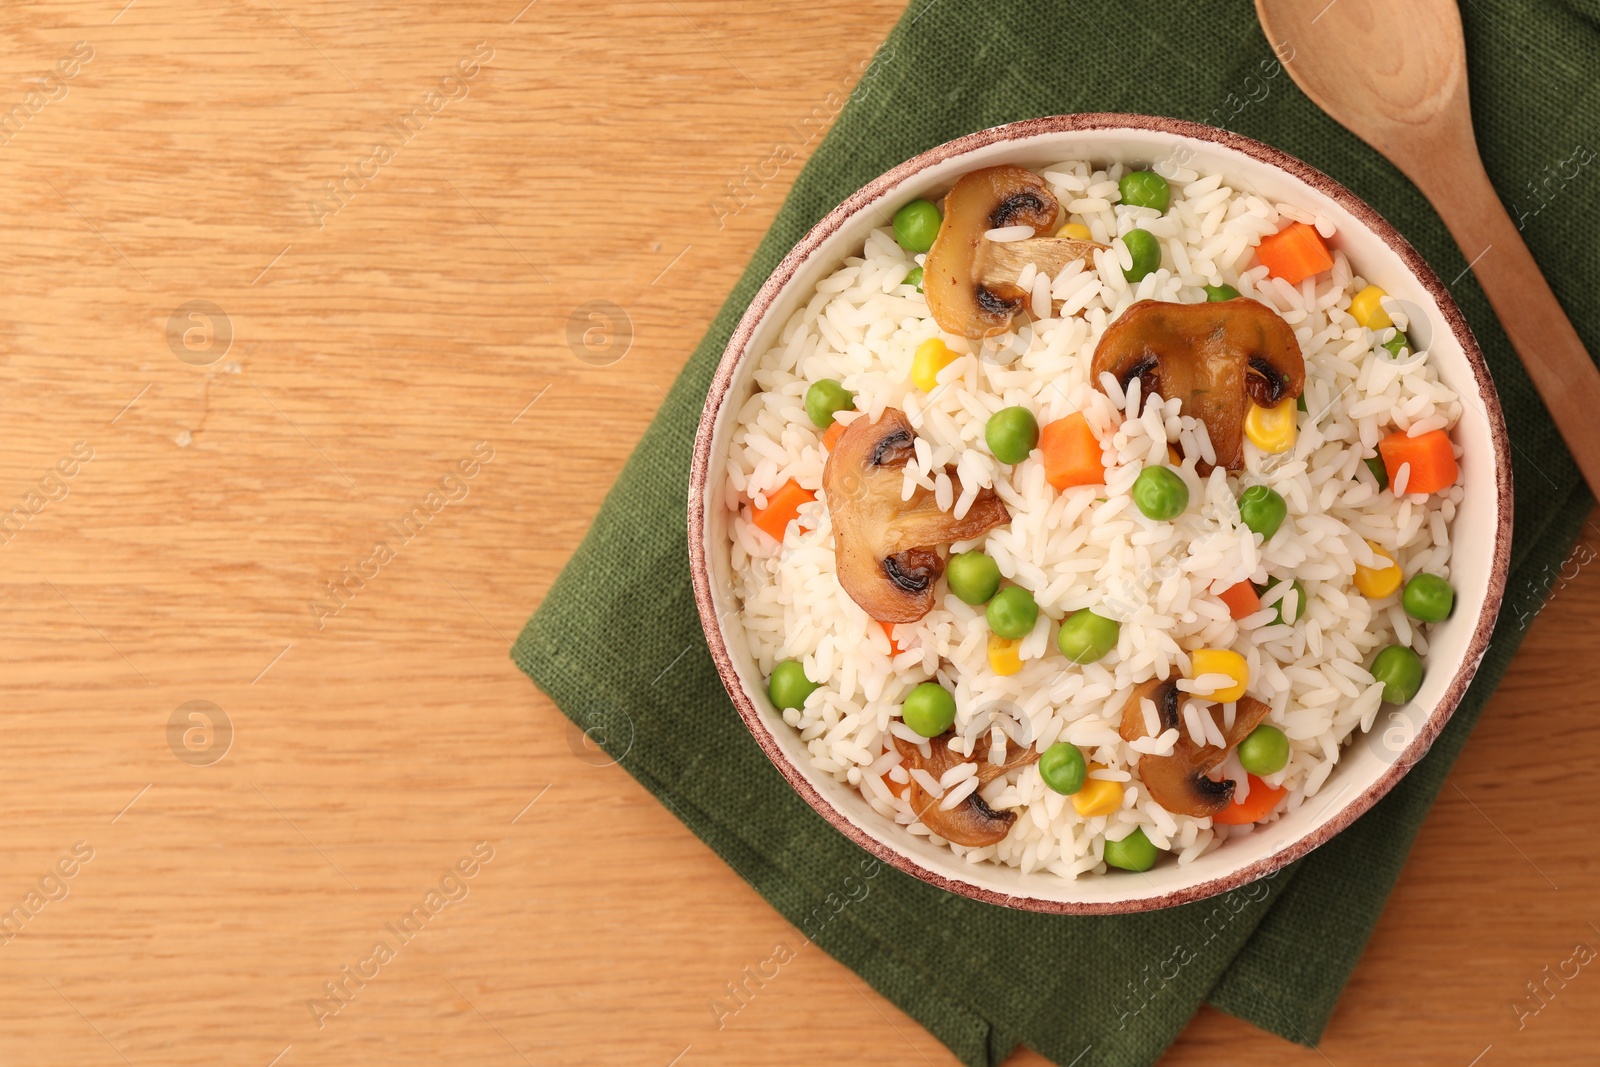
1257 0 1600 496
0 3 1594 1065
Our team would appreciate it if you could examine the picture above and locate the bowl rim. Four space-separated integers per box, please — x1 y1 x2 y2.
687 112 1513 914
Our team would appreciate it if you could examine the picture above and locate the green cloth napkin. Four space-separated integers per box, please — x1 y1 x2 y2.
514 1 1599 1062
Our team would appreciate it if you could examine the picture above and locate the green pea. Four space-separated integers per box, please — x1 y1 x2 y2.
1364 455 1389 491
1039 742 1088 795
1205 283 1241 302
1402 573 1455 622
903 265 924 291
1261 576 1307 625
804 379 854 428
985 406 1040 464
1383 330 1411 357
1296 394 1308 413
1104 827 1160 872
768 660 818 711
1118 170 1171 212
1121 228 1162 283
1057 608 1119 664
1371 644 1423 704
1132 465 1188 521
946 551 1001 606
1237 484 1287 540
893 200 942 254
986 585 1038 640
1238 724 1290 775
902 681 957 737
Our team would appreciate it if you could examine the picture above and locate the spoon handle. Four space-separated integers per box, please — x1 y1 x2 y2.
1424 160 1600 493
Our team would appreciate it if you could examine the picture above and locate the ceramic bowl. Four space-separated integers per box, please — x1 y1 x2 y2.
688 114 1511 913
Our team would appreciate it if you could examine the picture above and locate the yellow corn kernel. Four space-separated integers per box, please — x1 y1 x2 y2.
1058 222 1093 241
1072 767 1124 817
912 338 958 392
1349 285 1393 330
1167 445 1182 466
1244 398 1297 454
1191 648 1248 703
987 633 1023 676
1354 540 1403 598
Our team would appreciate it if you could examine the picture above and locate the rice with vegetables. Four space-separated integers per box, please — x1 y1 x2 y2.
722 157 1464 879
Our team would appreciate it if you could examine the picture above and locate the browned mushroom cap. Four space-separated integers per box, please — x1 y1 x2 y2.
892 732 1039 847
1116 676 1273 818
1090 298 1305 471
822 409 1009 623
923 165 1107 339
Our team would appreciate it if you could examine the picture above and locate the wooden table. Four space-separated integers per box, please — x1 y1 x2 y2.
2 2 1594 1064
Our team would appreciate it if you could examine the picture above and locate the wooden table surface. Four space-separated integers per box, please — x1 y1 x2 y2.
2 2 1596 1064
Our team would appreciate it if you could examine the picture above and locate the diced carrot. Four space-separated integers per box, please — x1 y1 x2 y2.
1217 580 1262 620
878 618 904 655
1212 775 1288 825
881 772 911 799
1256 222 1334 286
751 479 815 541
1039 412 1106 490
821 420 848 451
1378 428 1458 496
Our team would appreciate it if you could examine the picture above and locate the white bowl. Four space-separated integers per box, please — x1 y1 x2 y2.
689 115 1511 913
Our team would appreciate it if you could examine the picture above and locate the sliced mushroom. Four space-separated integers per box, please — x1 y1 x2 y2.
1090 298 1306 471
1116 676 1273 818
892 732 1039 847
924 165 1107 339
822 409 1008 622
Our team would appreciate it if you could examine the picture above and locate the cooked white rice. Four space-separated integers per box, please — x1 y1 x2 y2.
722 158 1463 879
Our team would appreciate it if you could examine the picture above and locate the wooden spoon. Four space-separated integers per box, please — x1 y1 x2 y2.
1256 0 1600 493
